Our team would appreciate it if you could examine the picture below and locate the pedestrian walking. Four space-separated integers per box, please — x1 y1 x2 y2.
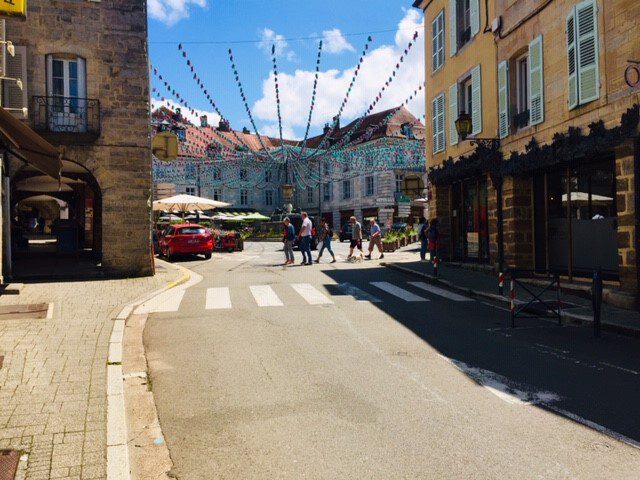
298 211 313 265
347 216 364 262
315 218 336 263
283 217 296 265
418 217 428 261
426 218 440 264
365 218 384 260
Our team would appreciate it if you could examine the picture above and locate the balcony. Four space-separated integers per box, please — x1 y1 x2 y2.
513 109 530 130
32 96 101 145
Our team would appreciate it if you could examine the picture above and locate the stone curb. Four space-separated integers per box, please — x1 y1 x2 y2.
383 262 640 338
106 260 191 480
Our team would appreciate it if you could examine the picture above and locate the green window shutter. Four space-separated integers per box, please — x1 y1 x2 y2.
498 60 509 139
432 11 444 72
449 83 458 145
432 97 439 154
449 0 457 57
471 65 482 135
576 0 599 104
438 94 446 151
567 8 578 110
470 0 480 37
528 35 544 126
432 94 445 154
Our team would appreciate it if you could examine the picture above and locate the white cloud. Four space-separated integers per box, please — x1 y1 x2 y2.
322 28 355 54
151 98 221 126
148 0 207 27
252 10 425 138
258 28 297 62
260 123 298 141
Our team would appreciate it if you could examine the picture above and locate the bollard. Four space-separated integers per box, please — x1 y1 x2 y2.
498 272 505 296
510 278 516 328
592 268 603 337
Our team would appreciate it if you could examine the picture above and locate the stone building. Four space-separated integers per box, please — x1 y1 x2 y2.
152 106 427 229
414 0 640 303
3 0 153 277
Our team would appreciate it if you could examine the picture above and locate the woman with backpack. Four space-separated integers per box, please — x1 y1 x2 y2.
315 218 336 264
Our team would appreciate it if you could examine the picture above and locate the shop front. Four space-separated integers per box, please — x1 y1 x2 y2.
450 178 490 263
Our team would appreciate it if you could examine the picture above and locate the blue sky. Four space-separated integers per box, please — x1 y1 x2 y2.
148 0 425 139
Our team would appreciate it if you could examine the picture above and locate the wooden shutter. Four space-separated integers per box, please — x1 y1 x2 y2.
498 60 509 139
576 0 599 104
528 35 544 126
566 9 578 110
432 94 445 154
449 83 458 145
470 0 480 37
4 45 27 118
471 65 482 135
432 11 444 72
449 0 457 57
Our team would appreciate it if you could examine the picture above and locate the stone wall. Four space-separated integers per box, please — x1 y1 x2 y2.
7 0 153 276
615 141 638 293
428 184 451 259
502 177 534 270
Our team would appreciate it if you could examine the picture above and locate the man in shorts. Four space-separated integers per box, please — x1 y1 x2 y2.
347 216 364 262
365 218 384 260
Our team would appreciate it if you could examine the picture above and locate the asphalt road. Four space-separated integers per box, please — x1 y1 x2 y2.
144 241 640 479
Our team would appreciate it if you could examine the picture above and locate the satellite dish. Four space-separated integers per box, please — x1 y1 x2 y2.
152 132 179 161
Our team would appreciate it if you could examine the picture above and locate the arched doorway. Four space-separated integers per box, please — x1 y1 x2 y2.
9 159 102 279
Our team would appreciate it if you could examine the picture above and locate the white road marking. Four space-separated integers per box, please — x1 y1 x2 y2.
408 282 472 302
250 285 284 307
337 283 382 303
370 282 429 302
291 284 333 305
206 287 232 310
600 362 639 375
135 289 185 313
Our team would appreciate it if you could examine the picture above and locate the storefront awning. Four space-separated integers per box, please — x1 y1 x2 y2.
0 106 61 180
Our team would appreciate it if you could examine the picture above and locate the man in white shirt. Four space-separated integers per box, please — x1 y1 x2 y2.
298 212 313 265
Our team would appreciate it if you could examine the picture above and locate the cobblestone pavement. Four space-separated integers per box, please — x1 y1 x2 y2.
0 264 180 480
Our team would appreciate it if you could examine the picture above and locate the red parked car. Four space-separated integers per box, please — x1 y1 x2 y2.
158 224 213 261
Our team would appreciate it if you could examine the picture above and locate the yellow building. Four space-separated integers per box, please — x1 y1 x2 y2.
413 0 498 264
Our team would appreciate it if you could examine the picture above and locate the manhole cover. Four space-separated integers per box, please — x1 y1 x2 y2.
0 304 49 320
0 449 19 480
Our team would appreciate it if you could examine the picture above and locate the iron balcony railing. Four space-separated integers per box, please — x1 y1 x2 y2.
32 96 100 138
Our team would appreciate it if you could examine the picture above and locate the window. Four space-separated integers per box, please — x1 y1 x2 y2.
431 10 445 72
323 183 332 201
265 190 273 206
459 77 473 120
431 93 445 153
395 174 404 193
307 186 313 203
567 0 599 109
449 0 479 55
265 170 272 183
186 186 196 195
240 189 248 206
323 162 332 176
517 55 529 115
240 168 248 181
365 176 375 196
401 123 415 139
343 163 350 173
213 189 222 201
342 180 351 200
212 167 221 181
46 55 87 131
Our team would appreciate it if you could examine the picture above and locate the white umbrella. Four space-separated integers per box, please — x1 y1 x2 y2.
153 194 230 212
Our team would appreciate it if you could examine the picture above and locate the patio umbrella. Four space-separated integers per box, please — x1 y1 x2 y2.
153 194 230 213
243 212 270 221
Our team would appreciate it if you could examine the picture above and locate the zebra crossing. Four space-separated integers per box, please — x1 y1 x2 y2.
143 280 473 314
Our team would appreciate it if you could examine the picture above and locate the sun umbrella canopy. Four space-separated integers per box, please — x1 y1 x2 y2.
243 212 270 221
153 194 230 212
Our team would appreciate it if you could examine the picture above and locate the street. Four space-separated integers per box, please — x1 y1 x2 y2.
143 242 640 479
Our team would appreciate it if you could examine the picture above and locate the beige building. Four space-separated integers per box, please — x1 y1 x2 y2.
1 0 153 278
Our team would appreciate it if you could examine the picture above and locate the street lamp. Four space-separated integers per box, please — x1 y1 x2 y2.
455 111 500 150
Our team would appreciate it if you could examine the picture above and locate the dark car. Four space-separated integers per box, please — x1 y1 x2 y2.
339 222 371 242
280 214 318 250
391 222 408 232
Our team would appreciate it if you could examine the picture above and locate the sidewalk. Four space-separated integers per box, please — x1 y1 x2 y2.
383 250 640 337
0 262 181 480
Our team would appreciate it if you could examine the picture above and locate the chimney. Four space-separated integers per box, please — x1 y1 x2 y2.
243 127 250 134
218 119 231 132
323 123 331 135
200 115 208 128
332 115 340 131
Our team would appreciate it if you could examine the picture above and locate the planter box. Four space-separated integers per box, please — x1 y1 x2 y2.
383 242 397 252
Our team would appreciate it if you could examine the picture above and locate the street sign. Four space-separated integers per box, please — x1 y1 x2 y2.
152 132 179 161
376 197 394 205
0 0 27 19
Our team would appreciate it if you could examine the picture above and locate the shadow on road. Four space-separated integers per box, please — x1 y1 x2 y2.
323 266 640 445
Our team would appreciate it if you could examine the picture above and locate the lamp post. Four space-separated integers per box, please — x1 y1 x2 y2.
281 156 294 214
455 112 504 290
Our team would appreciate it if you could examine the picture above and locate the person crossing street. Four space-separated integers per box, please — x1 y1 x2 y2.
365 218 384 260
298 212 314 266
315 218 336 263
347 216 364 262
283 217 296 265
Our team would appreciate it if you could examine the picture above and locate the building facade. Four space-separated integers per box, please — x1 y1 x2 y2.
4 0 153 277
415 0 640 303
153 107 427 229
